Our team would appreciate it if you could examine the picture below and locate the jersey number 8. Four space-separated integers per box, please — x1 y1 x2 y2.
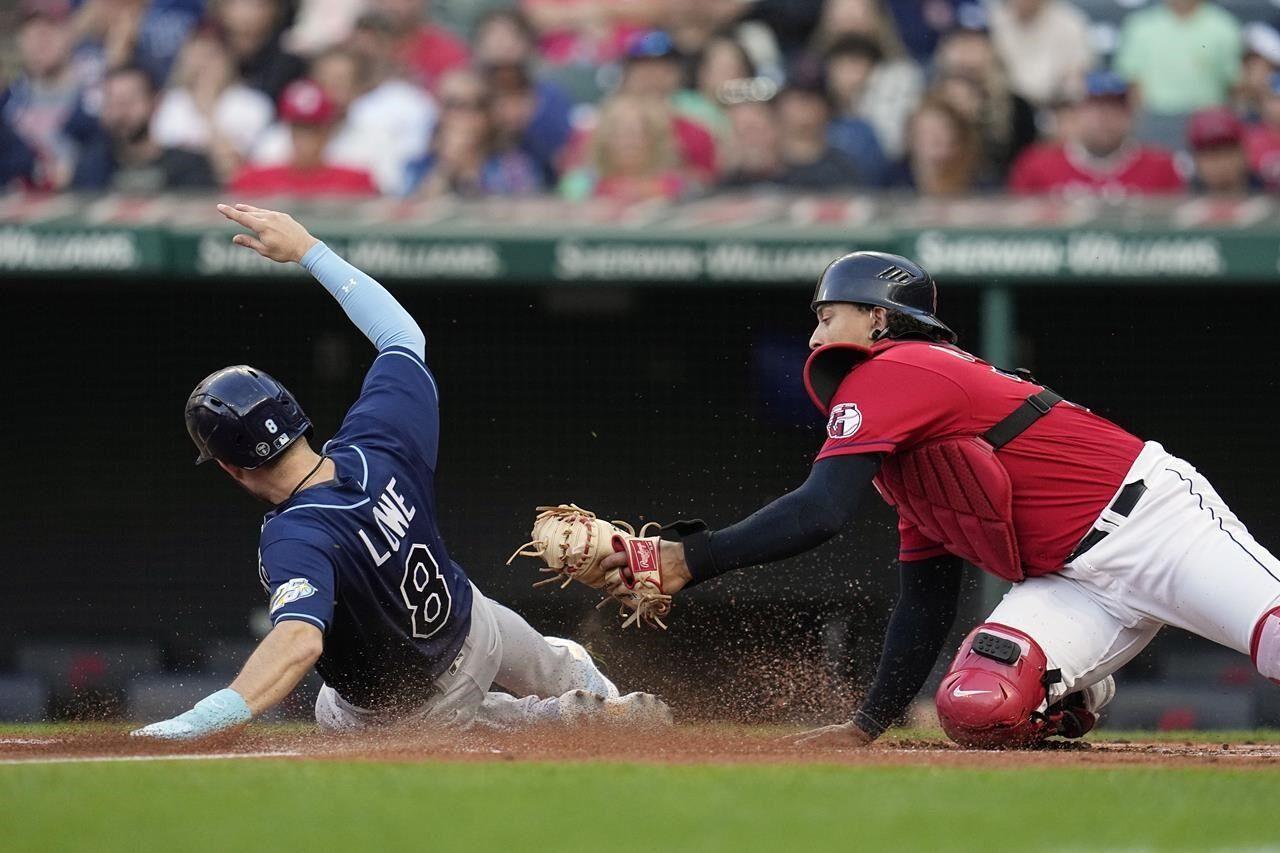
400 543 452 640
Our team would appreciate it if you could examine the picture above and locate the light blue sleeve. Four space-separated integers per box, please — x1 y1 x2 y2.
299 242 426 359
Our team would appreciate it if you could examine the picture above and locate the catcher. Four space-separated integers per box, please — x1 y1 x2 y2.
588 251 1280 749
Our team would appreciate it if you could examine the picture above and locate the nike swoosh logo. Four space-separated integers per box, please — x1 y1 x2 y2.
952 688 990 698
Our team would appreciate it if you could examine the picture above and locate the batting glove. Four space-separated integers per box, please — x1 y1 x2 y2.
131 688 252 740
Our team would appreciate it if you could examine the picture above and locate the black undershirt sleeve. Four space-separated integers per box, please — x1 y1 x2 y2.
673 454 881 586
850 555 964 740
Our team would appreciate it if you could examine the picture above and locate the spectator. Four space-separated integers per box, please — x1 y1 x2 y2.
70 64 217 191
284 0 367 57
70 0 146 84
231 78 378 196
1113 0 1242 116
689 30 756 139
811 0 923 159
0 119 39 189
405 69 544 198
1187 106 1257 195
932 22 1037 181
896 96 982 195
988 0 1093 108
367 0 469 92
249 39 436 195
1244 73 1280 189
521 0 666 67
669 1 747 58
473 9 573 181
151 28 275 183
611 30 718 179
559 93 687 202
346 14 439 194
2 0 85 190
1237 22 1280 123
252 48 417 192
485 63 559 186
213 0 307 101
821 36 890 185
719 98 784 187
884 0 962 63
773 75 863 189
1009 71 1184 196
74 0 204 85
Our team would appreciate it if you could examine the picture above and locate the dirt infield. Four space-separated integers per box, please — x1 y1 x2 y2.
4 726 1280 768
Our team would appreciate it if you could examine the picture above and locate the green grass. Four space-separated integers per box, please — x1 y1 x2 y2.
4 726 1280 851
3 758 1280 852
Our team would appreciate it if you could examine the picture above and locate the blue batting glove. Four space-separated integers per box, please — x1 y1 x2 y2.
131 688 252 740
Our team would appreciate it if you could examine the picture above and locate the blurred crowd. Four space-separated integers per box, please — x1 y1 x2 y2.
3 0 1280 200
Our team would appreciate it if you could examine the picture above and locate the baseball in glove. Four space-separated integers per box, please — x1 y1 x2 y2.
507 504 673 629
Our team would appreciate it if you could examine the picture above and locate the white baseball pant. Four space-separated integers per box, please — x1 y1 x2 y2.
981 441 1280 703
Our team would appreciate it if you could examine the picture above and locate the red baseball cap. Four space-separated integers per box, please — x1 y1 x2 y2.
278 79 337 126
1188 107 1245 151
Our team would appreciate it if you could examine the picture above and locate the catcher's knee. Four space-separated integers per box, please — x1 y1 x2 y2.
1251 605 1280 684
935 624 1055 748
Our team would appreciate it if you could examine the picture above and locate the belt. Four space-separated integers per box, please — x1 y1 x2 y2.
1065 479 1148 564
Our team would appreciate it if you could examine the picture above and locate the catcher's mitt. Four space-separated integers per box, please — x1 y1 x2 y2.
507 504 673 629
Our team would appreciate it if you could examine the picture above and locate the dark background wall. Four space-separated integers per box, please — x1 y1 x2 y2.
2 277 1277 717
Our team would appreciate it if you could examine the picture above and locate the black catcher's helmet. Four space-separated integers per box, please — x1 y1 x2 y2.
185 366 312 469
811 251 956 342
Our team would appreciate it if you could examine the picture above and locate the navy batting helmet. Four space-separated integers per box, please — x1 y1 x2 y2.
185 366 312 469
811 251 956 342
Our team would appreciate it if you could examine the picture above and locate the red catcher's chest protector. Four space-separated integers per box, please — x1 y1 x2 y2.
804 342 1063 583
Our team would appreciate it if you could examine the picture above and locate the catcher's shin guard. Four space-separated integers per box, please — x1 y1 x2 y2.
1250 605 1280 684
935 624 1056 748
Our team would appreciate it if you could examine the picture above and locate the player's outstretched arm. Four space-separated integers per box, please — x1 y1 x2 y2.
217 203 426 359
603 453 880 593
131 620 322 740
784 554 963 748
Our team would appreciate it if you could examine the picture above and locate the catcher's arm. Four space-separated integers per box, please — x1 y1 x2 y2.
601 453 880 587
788 554 963 747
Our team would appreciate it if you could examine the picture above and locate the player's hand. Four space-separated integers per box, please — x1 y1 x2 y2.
130 688 252 740
601 540 691 597
130 716 208 741
779 721 875 749
217 203 319 264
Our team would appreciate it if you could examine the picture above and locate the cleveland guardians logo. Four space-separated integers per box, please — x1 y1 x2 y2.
827 403 862 439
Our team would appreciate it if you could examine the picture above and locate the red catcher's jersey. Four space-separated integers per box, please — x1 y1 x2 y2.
816 342 1144 571
1009 142 1184 196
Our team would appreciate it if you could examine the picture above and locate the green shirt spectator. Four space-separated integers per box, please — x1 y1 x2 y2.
1114 0 1242 115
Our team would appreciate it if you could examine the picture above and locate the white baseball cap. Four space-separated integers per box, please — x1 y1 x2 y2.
1245 22 1280 67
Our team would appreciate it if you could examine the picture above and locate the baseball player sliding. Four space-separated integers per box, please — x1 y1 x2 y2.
597 251 1280 748
133 204 668 740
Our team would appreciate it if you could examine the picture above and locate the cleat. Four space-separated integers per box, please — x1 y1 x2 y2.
1048 675 1116 739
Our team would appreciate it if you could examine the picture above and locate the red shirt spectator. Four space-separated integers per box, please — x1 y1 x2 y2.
1009 143 1183 195
230 79 377 196
365 0 468 92
231 163 378 195
401 26 470 93
1009 71 1183 195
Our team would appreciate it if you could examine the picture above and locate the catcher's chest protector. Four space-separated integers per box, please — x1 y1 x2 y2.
805 341 1055 583
873 439 1026 582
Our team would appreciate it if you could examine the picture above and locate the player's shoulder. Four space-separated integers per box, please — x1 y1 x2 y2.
865 341 980 373
260 491 361 547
